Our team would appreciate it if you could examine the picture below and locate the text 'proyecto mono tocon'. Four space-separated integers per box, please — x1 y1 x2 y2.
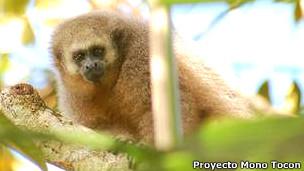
193 160 301 170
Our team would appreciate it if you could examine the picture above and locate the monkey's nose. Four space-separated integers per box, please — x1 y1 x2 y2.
84 61 103 73
83 61 104 82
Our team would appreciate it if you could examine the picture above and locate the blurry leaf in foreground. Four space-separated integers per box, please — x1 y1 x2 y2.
0 0 29 16
43 18 63 27
0 114 47 171
162 150 195 171
195 117 304 161
0 53 10 88
0 145 18 171
294 0 303 22
21 17 35 45
257 80 271 104
35 0 64 9
226 0 255 9
0 53 10 75
274 0 295 3
282 81 301 115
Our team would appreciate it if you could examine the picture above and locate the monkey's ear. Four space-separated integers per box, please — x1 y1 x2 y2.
51 46 65 70
110 28 130 56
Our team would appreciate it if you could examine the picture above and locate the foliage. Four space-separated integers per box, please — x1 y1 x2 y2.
0 53 10 88
282 81 302 114
256 79 303 115
257 80 271 103
0 145 17 171
2 110 304 171
0 114 47 170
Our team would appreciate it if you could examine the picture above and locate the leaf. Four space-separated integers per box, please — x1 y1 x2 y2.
0 145 18 171
282 81 301 114
150 0 225 6
226 0 255 9
21 17 35 45
43 18 63 27
257 80 271 103
195 118 304 161
35 0 64 9
0 53 10 75
294 0 303 22
0 114 47 171
0 0 29 16
274 0 295 3
163 151 195 171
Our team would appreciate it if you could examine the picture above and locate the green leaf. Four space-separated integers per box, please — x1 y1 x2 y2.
21 17 35 45
196 118 304 161
274 0 295 3
163 151 195 171
282 80 301 114
257 80 271 103
226 0 255 9
0 53 10 75
0 114 47 171
0 0 29 16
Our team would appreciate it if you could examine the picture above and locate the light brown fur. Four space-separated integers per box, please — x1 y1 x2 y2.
51 11 252 144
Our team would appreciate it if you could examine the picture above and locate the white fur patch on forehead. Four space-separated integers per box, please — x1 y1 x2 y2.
62 35 118 75
70 36 108 52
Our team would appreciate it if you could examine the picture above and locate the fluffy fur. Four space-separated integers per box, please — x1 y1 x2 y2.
51 11 252 144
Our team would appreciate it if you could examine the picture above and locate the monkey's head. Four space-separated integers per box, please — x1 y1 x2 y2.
51 12 130 91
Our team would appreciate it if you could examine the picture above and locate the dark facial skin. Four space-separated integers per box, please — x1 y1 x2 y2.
72 45 106 83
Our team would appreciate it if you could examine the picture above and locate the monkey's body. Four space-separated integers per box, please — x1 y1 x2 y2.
51 11 252 144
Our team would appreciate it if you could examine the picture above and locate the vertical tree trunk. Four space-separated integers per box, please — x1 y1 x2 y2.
149 1 183 150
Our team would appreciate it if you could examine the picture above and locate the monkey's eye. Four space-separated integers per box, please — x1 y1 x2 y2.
73 52 85 62
92 46 105 57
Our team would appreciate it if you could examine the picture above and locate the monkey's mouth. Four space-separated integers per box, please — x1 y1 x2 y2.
83 71 104 83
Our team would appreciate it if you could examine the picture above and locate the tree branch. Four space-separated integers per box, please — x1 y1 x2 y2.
0 83 131 171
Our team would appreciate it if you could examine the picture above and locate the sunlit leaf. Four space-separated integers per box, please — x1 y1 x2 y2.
257 80 271 103
0 53 10 75
0 114 47 171
226 0 255 9
154 0 258 6
149 0 225 6
43 18 63 27
274 0 295 3
21 17 35 45
0 0 29 16
294 0 303 22
88 0 118 9
282 81 301 114
0 145 18 171
35 0 63 9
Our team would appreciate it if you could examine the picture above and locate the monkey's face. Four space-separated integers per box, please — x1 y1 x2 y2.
52 13 129 88
63 35 120 84
71 45 107 83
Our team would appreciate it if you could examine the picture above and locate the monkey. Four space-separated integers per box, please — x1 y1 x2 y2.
51 10 252 144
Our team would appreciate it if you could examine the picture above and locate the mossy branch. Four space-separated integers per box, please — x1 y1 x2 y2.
0 83 131 171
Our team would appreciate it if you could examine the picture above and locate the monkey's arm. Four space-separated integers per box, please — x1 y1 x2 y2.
0 83 131 171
